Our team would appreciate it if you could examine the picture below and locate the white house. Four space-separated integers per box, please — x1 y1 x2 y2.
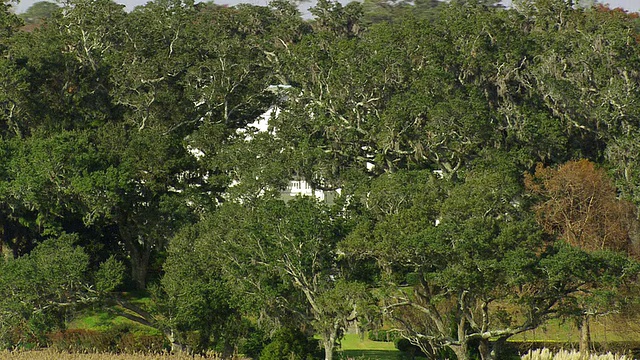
280 178 341 203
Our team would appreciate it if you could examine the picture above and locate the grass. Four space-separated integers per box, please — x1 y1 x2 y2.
68 310 133 331
336 333 427 360
337 350 406 360
339 334 398 351
67 292 160 336
511 315 640 343
2 349 631 360
67 308 160 336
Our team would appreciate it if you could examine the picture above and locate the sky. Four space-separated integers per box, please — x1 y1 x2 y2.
10 0 640 18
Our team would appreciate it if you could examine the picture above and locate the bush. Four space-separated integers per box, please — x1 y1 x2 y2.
394 337 422 358
238 325 268 359
1 319 41 350
47 325 166 354
116 333 166 353
48 329 111 353
259 327 319 360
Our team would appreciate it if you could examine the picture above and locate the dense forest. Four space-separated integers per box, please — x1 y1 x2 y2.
2 0 640 359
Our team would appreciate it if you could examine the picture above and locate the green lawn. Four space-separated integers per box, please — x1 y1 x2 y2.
67 308 161 336
337 334 426 360
67 293 160 336
67 309 129 331
339 334 398 351
337 350 405 360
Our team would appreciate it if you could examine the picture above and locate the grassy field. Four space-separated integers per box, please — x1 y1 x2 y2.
336 333 422 360
511 315 640 343
67 309 160 335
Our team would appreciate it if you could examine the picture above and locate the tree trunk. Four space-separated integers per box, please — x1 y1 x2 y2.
120 226 151 290
321 319 341 360
164 329 187 354
491 337 508 359
322 338 334 360
451 343 468 360
129 246 150 290
0 222 5 259
579 314 592 357
479 338 492 360
452 315 469 360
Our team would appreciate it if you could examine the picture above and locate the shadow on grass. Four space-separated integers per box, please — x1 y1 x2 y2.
338 350 427 360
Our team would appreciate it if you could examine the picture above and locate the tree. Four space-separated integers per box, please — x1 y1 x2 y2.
360 0 443 24
270 0 576 190
92 0 291 289
159 223 241 354
0 0 128 263
175 197 373 360
525 160 637 253
21 0 286 290
0 233 123 348
343 166 635 360
0 2 25 139
525 159 639 354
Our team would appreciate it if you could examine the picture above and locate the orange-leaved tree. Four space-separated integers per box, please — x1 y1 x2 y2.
525 159 638 354
525 159 636 253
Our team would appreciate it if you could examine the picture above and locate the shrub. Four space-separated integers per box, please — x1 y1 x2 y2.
48 329 111 353
47 326 166 354
259 327 318 360
116 333 166 354
238 324 268 359
393 337 457 360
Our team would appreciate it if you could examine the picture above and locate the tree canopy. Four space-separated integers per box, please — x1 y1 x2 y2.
1 0 640 358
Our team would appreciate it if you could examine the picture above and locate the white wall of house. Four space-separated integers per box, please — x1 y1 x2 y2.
281 179 340 203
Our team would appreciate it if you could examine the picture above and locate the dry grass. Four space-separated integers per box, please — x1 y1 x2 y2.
0 349 233 360
521 349 629 360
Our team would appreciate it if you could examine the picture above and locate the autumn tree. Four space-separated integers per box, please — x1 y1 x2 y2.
525 159 639 354
525 159 637 253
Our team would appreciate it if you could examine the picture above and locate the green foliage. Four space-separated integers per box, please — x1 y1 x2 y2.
0 234 90 347
160 223 242 354
2 0 640 356
95 256 126 294
171 197 376 358
259 327 319 360
343 165 639 359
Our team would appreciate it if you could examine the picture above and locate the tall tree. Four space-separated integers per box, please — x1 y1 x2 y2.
525 160 637 253
0 233 124 347
525 159 639 353
343 166 635 360
177 197 373 360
